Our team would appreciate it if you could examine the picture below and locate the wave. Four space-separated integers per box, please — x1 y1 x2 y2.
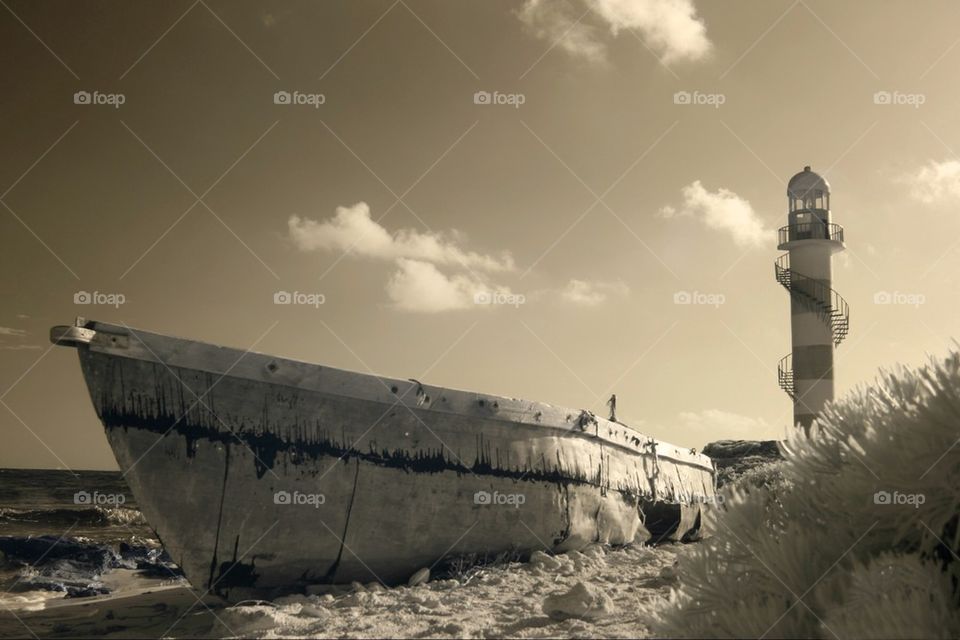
0 505 146 528
0 534 182 599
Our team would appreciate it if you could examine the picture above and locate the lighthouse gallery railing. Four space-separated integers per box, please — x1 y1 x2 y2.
777 222 844 246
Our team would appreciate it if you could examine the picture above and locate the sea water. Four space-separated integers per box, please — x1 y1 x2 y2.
0 468 181 601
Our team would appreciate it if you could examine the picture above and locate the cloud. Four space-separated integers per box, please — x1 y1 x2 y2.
288 202 514 273
0 327 27 337
660 181 768 248
678 409 772 446
561 279 629 306
904 159 960 204
519 0 711 65
590 0 712 62
291 203 521 313
658 205 677 218
385 259 487 312
386 260 524 313
518 0 607 63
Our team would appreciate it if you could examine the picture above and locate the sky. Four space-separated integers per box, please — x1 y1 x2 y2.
1 0 959 470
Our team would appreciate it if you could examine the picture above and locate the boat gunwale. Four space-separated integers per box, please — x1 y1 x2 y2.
63 320 716 475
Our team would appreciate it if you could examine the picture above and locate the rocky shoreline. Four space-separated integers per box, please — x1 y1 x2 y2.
702 439 783 486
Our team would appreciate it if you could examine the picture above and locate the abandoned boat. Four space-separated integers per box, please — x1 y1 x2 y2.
51 318 717 601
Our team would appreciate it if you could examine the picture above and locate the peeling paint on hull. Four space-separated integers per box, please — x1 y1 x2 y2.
53 320 717 602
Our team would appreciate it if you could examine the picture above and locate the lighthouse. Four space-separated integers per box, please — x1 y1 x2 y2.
775 166 849 431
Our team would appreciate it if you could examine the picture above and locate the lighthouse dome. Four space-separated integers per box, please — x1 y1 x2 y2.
787 166 830 198
787 166 830 211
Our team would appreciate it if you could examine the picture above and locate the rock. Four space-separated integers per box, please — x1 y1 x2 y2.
366 582 385 592
274 594 310 606
659 561 679 581
430 579 459 590
482 574 504 585
298 600 329 617
566 550 590 571
566 619 591 634
436 622 465 635
529 550 562 572
703 440 784 488
543 582 614 621
702 439 781 459
557 556 578 576
335 592 368 608
350 581 366 592
418 595 442 609
408 567 430 587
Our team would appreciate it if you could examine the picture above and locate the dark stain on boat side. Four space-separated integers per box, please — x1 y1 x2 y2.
86 352 710 490
553 484 572 546
99 404 626 494
208 446 232 589
212 535 259 597
324 458 362 582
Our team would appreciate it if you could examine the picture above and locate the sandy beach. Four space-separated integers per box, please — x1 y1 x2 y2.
1 543 683 639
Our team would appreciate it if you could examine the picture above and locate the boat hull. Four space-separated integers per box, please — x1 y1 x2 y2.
56 320 716 601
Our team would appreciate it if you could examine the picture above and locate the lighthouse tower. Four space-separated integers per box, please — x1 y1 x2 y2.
775 166 849 431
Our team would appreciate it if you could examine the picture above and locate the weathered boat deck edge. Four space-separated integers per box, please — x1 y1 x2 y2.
53 319 715 474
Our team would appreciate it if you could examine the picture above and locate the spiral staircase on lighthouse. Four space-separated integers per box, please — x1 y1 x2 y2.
774 168 850 402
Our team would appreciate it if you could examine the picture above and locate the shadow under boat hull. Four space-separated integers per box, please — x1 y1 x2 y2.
53 320 717 601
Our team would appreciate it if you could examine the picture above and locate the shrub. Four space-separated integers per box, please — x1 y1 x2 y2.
655 350 960 638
